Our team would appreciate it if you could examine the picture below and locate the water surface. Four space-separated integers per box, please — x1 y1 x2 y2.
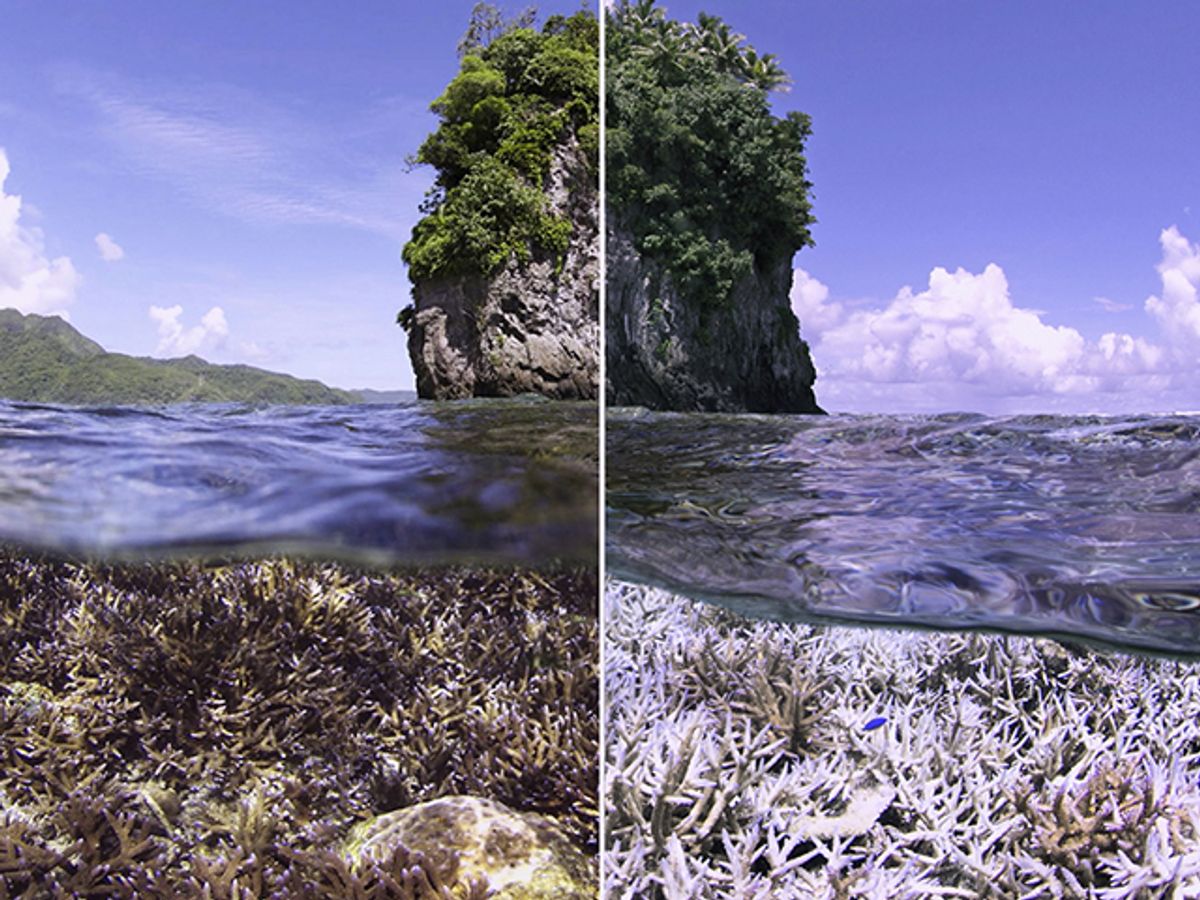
608 409 1200 655
0 397 596 564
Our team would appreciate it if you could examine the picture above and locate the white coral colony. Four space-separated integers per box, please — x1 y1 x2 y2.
604 580 1200 898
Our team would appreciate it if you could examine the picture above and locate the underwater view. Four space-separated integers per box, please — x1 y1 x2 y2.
608 410 1200 657
604 411 1200 898
2 0 603 893
0 398 597 564
604 579 1200 898
0 399 600 897
593 0 1200 890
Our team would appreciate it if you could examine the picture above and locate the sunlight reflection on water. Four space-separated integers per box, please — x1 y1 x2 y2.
608 409 1200 656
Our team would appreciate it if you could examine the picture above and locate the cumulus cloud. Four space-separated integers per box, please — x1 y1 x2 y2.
792 227 1200 413
799 263 1087 392
148 304 229 357
1145 225 1200 350
94 232 124 262
790 268 843 333
0 148 80 317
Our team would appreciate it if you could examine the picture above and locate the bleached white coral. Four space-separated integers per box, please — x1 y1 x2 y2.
604 579 1200 898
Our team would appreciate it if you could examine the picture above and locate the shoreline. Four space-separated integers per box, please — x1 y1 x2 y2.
605 578 1200 898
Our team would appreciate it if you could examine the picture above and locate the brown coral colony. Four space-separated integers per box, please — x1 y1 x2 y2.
0 553 597 896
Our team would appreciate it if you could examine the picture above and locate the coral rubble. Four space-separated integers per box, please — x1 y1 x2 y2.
0 552 597 897
604 579 1200 898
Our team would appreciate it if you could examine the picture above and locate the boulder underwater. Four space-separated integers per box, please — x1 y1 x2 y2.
344 795 596 899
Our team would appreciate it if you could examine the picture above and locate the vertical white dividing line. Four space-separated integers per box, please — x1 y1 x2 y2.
596 0 608 891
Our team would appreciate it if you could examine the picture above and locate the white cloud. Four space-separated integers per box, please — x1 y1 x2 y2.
793 228 1200 413
148 303 229 357
1093 296 1131 313
1145 225 1200 350
790 268 843 333
237 340 268 362
94 232 124 262
0 148 80 317
1097 330 1160 365
800 263 1087 393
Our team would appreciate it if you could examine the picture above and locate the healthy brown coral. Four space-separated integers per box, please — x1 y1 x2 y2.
0 551 597 897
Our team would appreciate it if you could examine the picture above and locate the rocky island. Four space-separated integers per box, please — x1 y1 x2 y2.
399 6 599 401
605 2 822 413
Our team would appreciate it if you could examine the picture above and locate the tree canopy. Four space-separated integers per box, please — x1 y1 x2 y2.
401 4 598 292
607 0 815 311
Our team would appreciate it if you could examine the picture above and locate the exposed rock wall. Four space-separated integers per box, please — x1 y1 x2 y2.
605 225 823 413
407 140 598 400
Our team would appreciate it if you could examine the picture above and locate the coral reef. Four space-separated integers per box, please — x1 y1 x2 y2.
605 579 1200 898
0 552 597 897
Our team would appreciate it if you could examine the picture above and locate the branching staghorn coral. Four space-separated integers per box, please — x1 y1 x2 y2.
0 551 597 896
604 579 1200 899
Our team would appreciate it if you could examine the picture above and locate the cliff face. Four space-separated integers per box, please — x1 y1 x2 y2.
407 139 598 401
606 225 822 413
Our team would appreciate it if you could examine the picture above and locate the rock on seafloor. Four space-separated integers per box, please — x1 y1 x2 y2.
407 137 599 401
605 224 822 414
345 795 596 899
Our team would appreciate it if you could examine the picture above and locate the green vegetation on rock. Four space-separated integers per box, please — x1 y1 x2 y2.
0 308 353 405
400 4 598 291
606 0 816 311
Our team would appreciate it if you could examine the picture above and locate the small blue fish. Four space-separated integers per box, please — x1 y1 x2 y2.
863 716 887 731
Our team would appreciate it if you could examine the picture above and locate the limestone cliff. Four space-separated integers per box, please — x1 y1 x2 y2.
407 138 598 400
606 224 822 413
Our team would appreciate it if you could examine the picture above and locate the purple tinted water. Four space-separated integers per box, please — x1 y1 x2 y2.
0 397 597 565
608 409 1200 656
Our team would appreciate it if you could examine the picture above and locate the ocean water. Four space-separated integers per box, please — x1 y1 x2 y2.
0 397 597 564
608 408 1200 656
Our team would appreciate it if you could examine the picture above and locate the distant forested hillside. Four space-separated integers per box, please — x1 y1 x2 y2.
0 309 354 405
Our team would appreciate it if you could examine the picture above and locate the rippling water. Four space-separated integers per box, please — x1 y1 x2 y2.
608 409 1200 656
0 398 596 564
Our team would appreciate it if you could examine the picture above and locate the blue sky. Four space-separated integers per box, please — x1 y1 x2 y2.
1 1 591 391
652 1 1200 414
5 3 1198 410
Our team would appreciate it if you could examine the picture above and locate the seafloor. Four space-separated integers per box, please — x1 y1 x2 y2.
605 579 1200 899
0 552 597 897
